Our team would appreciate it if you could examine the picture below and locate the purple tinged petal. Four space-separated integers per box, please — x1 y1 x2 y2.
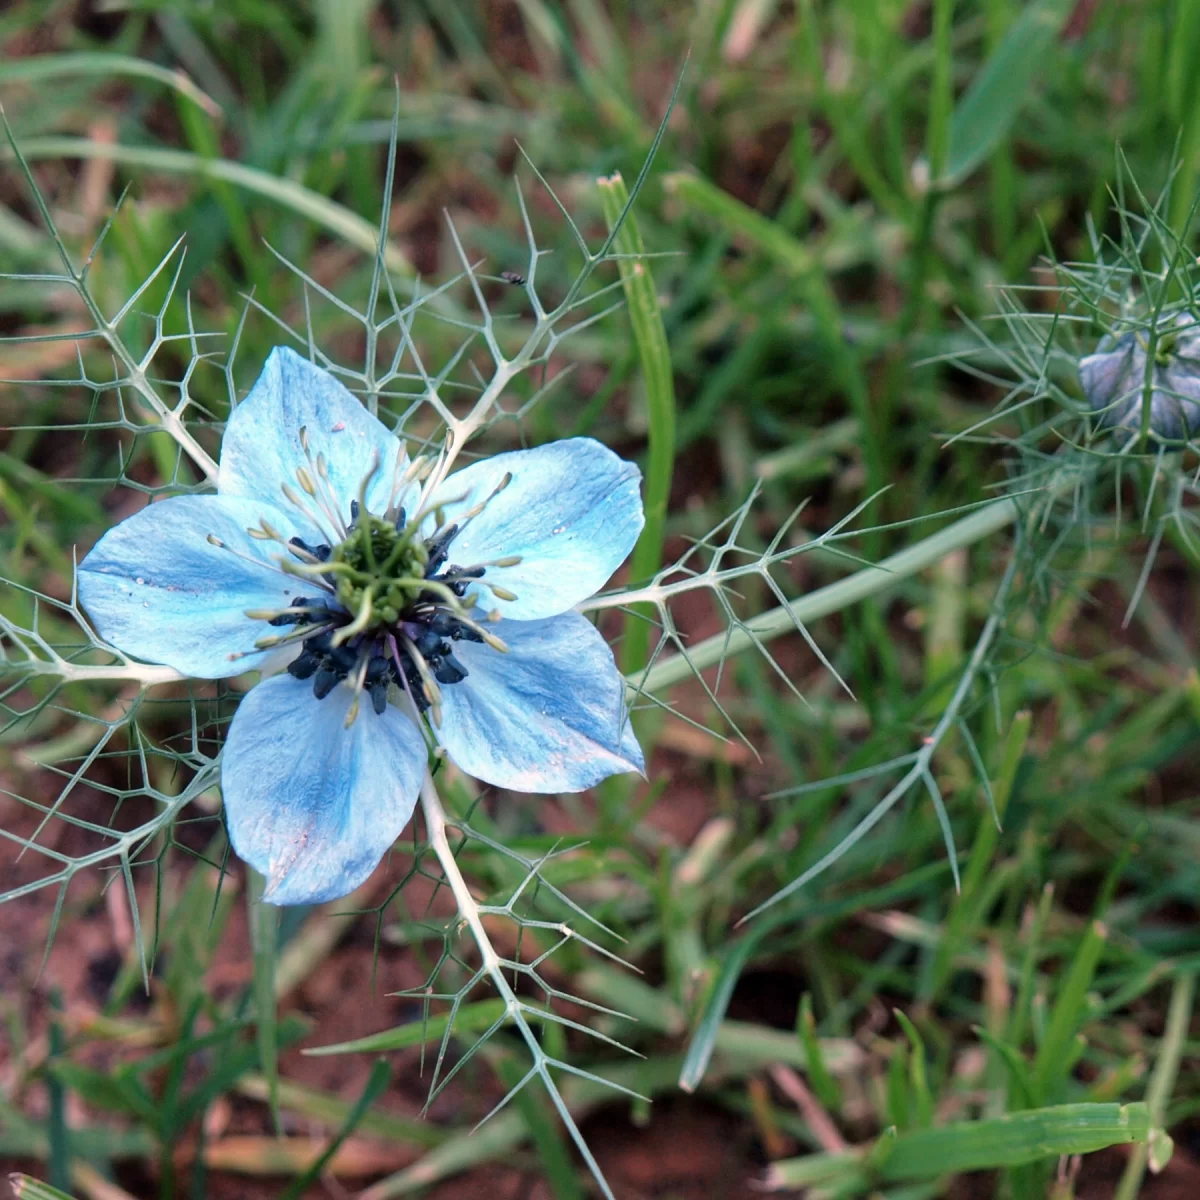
222 674 428 905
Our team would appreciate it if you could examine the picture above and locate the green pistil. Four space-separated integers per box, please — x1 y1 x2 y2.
329 514 429 631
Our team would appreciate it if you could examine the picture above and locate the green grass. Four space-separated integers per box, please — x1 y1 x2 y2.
1 2 1199 1199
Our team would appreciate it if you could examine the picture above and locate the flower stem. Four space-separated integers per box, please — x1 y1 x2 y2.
420 770 504 976
417 768 620 1200
632 490 1031 697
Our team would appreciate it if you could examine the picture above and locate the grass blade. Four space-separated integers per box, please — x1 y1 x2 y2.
247 870 281 1136
940 0 1075 187
596 170 676 676
2 137 415 279
277 1060 392 1200
0 53 221 116
765 1103 1156 1190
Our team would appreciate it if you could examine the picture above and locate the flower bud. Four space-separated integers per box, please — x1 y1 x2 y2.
1080 312 1200 440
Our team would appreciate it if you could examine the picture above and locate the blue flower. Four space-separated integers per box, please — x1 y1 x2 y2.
1080 312 1200 441
79 347 645 904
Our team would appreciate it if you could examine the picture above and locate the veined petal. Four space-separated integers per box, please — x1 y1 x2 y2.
437 612 642 792
428 438 643 619
222 674 427 905
78 494 304 679
219 346 406 534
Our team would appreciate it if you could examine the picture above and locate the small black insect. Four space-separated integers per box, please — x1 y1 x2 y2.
500 270 526 286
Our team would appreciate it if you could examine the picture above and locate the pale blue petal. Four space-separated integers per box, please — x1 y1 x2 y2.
437 612 642 792
1080 336 1136 419
223 674 427 905
219 347 406 533
78 494 305 679
428 439 643 619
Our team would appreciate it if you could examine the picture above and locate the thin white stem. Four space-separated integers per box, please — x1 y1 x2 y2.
417 768 619 1200
423 356 521 494
421 769 506 978
22 658 186 686
74 276 219 484
421 267 607 491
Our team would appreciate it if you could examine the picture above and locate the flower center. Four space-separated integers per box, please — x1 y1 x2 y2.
272 511 501 725
222 440 516 727
328 511 431 629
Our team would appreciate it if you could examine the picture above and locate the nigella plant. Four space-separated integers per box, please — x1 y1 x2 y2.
77 348 645 904
2 93 892 1200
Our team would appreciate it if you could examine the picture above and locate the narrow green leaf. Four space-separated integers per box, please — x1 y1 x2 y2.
9 1177 80 1200
1031 920 1107 1103
305 999 508 1055
1115 972 1193 1199
664 170 814 275
940 0 1075 186
278 1060 391 1200
45 1063 157 1126
46 995 68 1192
247 869 281 1136
1007 882 1056 1050
237 1075 444 1148
923 0 956 181
893 1011 934 1128
765 1103 1156 1189
2 137 416 279
796 993 842 1112
885 1103 1152 1179
678 932 764 1093
925 709 1032 1001
0 53 221 116
972 1027 1035 1109
636 492 1030 696
597 171 675 678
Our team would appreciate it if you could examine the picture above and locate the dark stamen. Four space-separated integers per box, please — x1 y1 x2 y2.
257 506 498 716
312 662 342 700
269 596 330 626
289 536 332 561
423 524 459 577
433 651 469 685
287 650 320 679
